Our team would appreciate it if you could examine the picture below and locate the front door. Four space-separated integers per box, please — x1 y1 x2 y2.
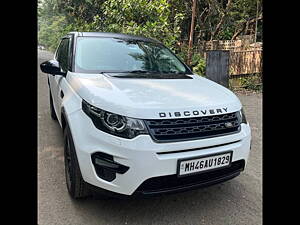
49 37 71 123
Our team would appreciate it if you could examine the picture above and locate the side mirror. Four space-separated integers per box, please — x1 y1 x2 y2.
40 60 66 76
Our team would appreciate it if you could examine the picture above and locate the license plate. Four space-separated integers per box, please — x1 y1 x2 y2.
177 151 232 177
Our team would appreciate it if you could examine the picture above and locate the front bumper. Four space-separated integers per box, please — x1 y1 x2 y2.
68 110 251 196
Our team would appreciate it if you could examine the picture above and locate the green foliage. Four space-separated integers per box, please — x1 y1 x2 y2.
38 0 186 52
98 0 184 50
176 47 206 76
38 0 263 71
56 0 105 23
217 25 235 40
239 74 262 91
191 55 206 76
38 16 67 52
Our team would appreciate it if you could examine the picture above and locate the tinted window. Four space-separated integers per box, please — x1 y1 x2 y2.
56 38 70 72
74 37 190 75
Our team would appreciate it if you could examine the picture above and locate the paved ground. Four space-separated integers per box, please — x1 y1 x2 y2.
38 50 262 225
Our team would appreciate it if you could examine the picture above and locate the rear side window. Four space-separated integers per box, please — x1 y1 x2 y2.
56 38 70 72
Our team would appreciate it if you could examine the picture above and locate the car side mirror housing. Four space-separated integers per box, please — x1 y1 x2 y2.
40 60 66 76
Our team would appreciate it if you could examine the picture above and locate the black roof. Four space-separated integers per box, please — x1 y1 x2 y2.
68 32 161 44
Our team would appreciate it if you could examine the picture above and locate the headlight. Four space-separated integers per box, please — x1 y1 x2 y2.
239 108 247 124
82 99 148 139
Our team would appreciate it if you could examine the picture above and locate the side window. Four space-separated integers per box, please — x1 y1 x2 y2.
56 38 70 72
55 40 64 62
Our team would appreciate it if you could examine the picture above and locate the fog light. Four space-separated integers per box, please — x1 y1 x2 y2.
91 152 129 182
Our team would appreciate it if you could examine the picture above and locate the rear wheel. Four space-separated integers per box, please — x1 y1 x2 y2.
64 124 90 199
49 89 58 120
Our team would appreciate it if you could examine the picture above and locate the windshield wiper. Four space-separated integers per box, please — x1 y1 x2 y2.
125 70 187 74
99 70 187 74
121 70 157 74
160 70 186 74
98 70 155 74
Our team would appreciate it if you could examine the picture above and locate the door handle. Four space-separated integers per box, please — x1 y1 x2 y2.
60 90 64 98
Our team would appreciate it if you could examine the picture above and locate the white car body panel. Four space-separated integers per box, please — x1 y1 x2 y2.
69 108 251 195
48 70 251 196
66 72 242 119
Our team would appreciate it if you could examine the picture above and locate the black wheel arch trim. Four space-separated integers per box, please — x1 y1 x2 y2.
61 107 69 131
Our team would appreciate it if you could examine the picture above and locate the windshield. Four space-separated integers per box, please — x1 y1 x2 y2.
74 37 191 75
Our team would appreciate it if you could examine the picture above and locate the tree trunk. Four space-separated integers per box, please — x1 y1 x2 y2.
187 0 197 66
231 14 262 40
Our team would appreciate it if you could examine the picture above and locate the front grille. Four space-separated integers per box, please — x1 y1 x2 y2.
144 112 241 142
136 160 245 195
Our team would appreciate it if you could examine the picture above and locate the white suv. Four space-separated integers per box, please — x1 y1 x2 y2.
40 32 251 199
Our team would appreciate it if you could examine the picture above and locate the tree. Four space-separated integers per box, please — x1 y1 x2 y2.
38 0 263 57
99 0 185 50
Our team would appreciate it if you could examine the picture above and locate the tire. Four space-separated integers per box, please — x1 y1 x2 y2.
49 89 58 120
64 124 90 199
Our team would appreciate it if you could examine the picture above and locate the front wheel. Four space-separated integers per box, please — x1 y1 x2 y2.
64 124 90 199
